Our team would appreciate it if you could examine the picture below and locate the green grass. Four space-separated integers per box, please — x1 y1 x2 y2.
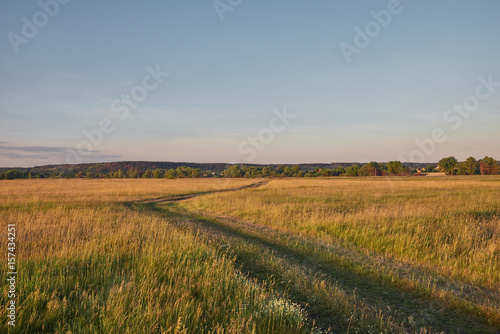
2 177 500 333
186 177 500 288
183 177 500 333
0 180 313 334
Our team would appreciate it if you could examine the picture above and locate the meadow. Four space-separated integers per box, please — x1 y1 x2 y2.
1 177 499 333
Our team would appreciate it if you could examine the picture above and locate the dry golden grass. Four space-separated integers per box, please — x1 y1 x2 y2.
2 177 499 333
186 177 500 292
0 178 255 206
0 179 311 334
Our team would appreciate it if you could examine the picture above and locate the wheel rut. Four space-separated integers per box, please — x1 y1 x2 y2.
125 181 500 334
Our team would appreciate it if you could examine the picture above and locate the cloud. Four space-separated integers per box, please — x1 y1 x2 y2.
0 144 122 166
1 152 51 160
0 144 69 154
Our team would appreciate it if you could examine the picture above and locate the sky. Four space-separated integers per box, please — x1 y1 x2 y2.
1 0 499 167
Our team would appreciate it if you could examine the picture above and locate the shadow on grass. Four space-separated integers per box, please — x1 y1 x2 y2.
130 201 499 334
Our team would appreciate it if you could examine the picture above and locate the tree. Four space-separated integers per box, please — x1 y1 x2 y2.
386 161 405 175
175 167 186 178
425 165 436 173
224 165 242 178
142 170 153 178
127 168 139 178
479 156 499 175
152 169 164 178
345 164 359 177
184 167 193 178
191 169 201 178
368 161 382 176
320 169 332 177
457 161 468 175
291 165 301 175
358 162 382 176
438 156 458 175
277 165 285 175
165 169 177 179
358 164 372 176
5 170 17 180
464 157 479 175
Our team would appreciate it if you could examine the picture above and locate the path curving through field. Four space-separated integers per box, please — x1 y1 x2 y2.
126 180 500 334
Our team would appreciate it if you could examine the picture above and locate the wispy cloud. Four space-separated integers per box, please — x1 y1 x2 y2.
2 152 50 160
0 144 122 166
0 144 69 154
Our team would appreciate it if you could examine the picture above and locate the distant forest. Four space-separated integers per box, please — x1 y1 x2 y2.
1 156 498 180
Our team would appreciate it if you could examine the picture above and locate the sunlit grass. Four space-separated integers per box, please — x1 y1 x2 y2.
181 176 500 332
0 179 312 334
186 177 500 289
0 178 254 206
2 177 499 333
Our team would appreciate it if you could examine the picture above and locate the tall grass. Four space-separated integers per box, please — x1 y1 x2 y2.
186 177 500 289
0 179 312 333
0 178 255 206
3 177 499 333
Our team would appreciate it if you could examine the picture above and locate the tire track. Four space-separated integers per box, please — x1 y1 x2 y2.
126 181 500 333
128 180 268 204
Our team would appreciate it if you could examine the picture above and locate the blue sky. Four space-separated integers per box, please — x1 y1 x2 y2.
1 0 499 167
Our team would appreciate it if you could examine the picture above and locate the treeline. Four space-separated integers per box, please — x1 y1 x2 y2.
225 156 499 178
223 161 411 178
1 156 498 180
96 166 203 179
223 156 498 178
27 161 229 176
0 166 208 180
0 169 30 180
438 156 499 175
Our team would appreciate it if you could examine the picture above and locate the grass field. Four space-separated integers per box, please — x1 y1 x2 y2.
1 177 499 333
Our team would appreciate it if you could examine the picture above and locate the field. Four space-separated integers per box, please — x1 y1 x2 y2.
1 177 499 333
